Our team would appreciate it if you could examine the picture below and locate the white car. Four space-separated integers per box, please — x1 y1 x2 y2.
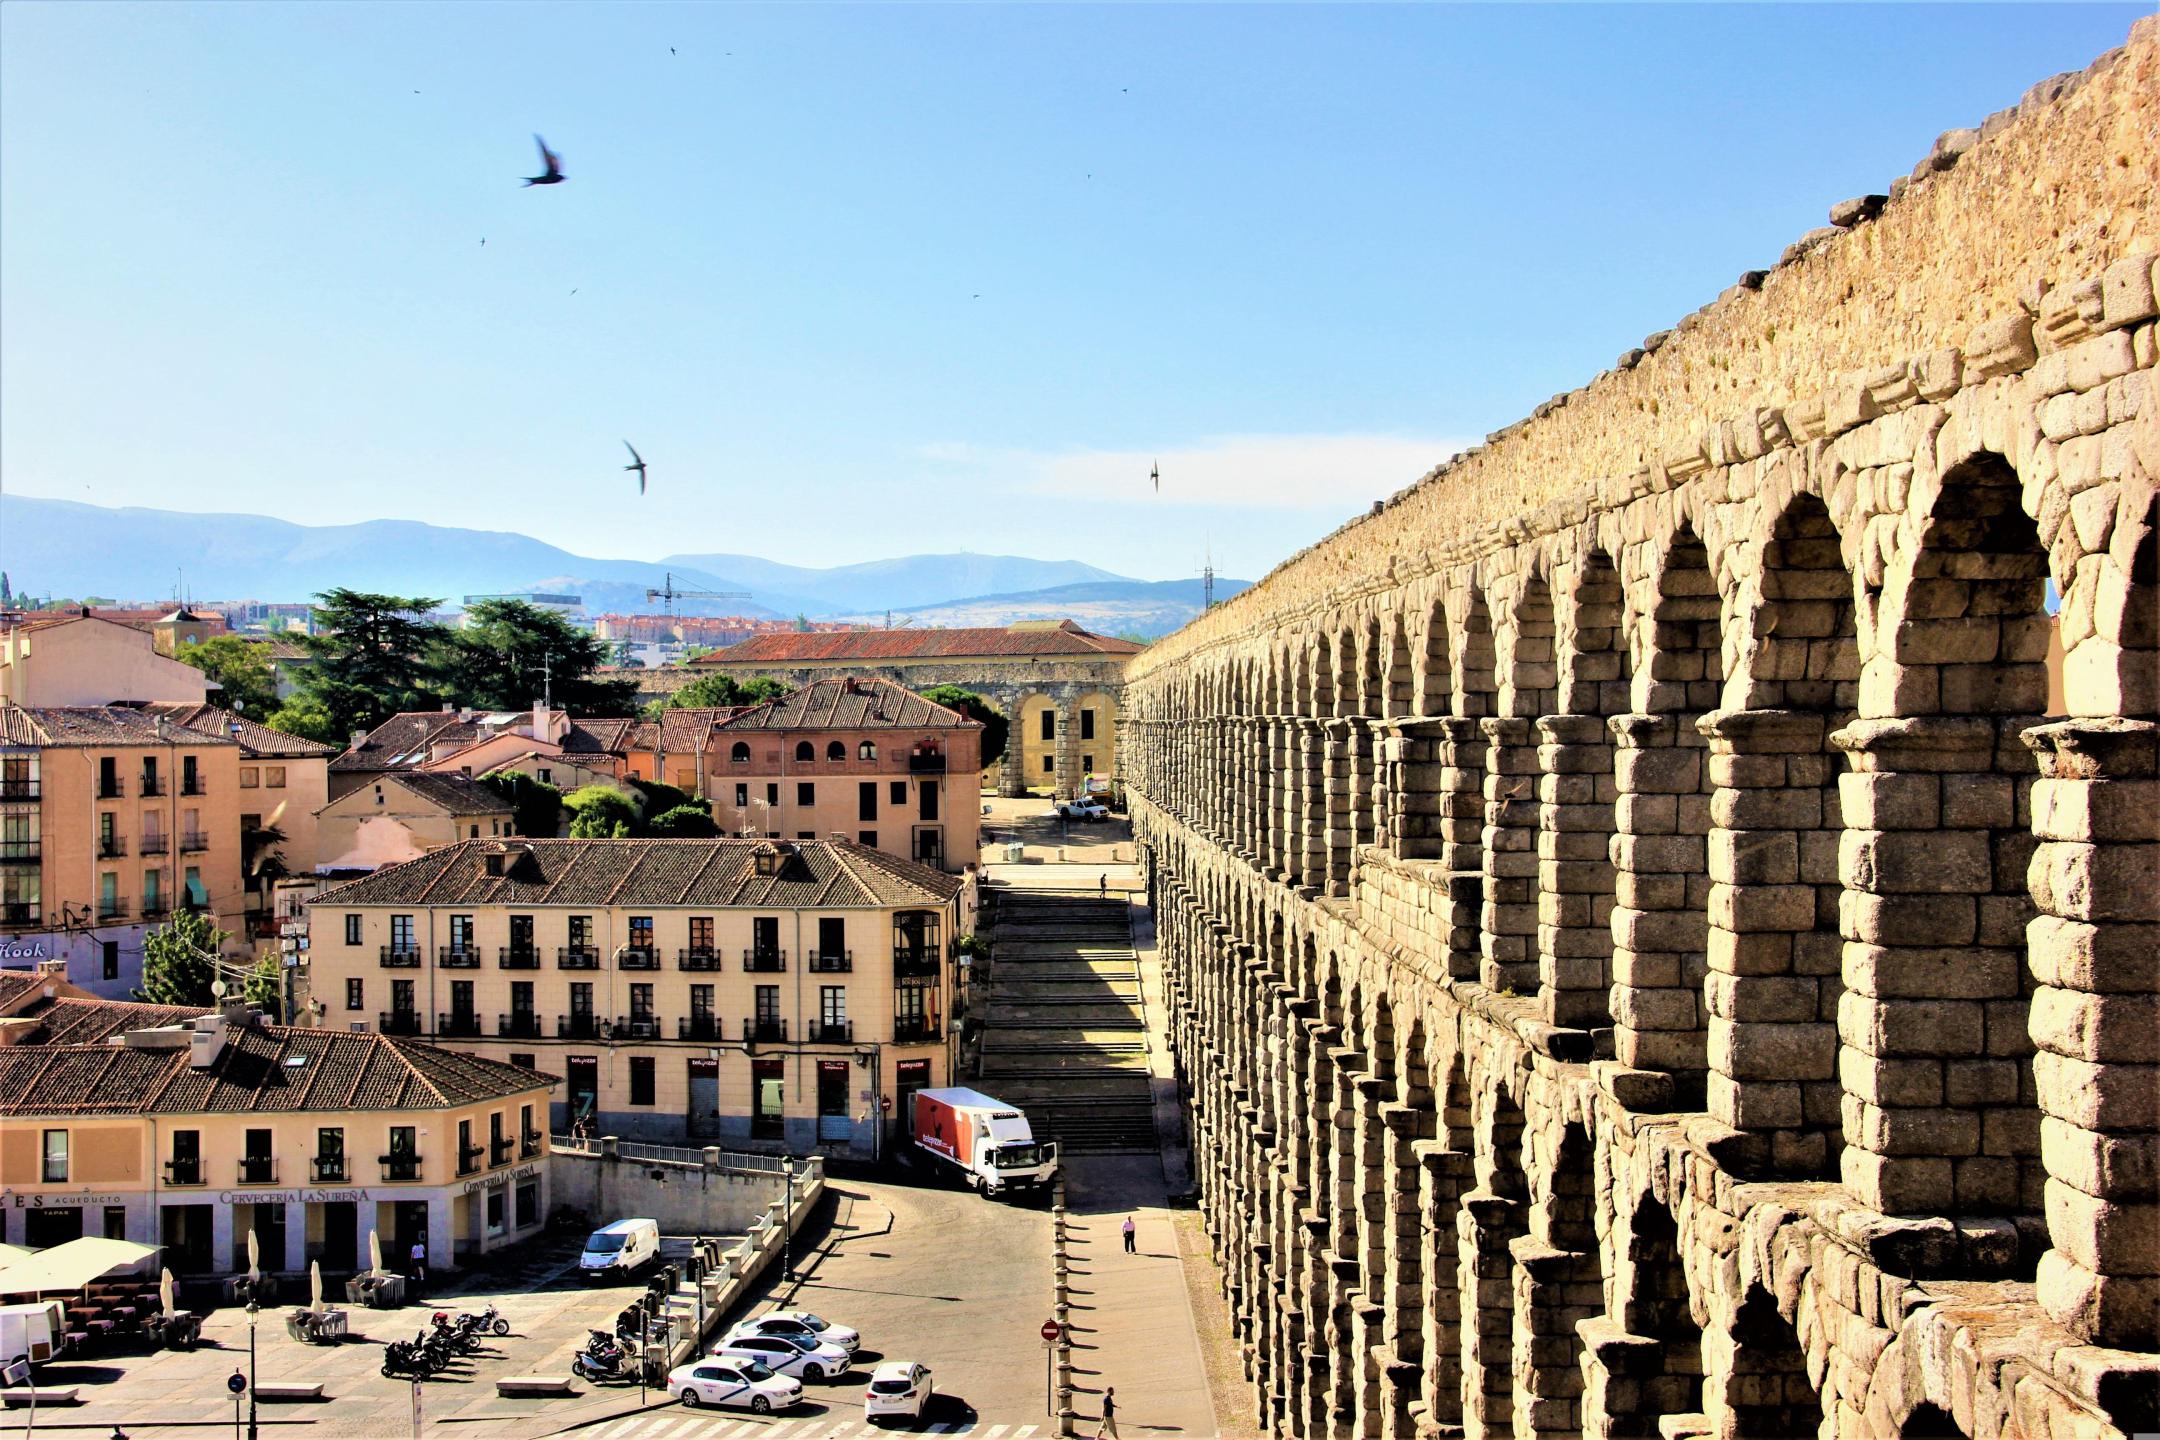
666 1357 803 1413
724 1310 861 1354
1054 801 1109 822
864 1361 935 1424
711 1331 852 1380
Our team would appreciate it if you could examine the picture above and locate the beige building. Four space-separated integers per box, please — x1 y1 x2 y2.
331 706 632 802
0 705 248 999
307 837 967 1157
0 969 554 1274
0 614 211 708
141 704 335 932
707 679 983 872
316 773 517 874
690 620 1137 797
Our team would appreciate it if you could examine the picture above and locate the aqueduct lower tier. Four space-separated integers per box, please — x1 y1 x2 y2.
1121 23 2157 1440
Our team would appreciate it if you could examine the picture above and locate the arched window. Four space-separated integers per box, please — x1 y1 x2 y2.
730 741 751 764
826 741 845 762
858 741 878 761
794 741 814 762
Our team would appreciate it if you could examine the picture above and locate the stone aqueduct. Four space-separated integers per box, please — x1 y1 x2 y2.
1117 22 2157 1440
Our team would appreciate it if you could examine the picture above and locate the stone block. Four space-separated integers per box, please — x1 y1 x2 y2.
1842 943 2020 1000
2044 1179 2160 1274
1838 890 1976 945
1835 772 1939 830
2032 1050 2160 1130
1840 828 1993 894
1709 882 1817 932
2041 1117 2160 1202
1837 991 1983 1056
2029 987 2160 1063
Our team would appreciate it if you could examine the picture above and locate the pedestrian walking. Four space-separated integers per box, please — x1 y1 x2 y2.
1122 1215 1137 1253
1099 873 1108 898
1097 1386 1118 1440
409 1238 427 1296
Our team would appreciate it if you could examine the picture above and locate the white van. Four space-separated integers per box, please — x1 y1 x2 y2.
580 1218 660 1277
0 1301 68 1368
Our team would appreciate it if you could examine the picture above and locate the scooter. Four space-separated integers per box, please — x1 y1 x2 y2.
571 1340 635 1384
382 1335 438 1379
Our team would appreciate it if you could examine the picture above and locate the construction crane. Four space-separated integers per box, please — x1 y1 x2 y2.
646 572 752 617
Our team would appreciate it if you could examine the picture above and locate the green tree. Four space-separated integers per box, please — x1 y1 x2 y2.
431 599 640 717
136 909 230 1007
173 635 280 717
291 589 444 739
479 770 565 837
242 951 285 1021
921 685 1009 767
646 803 721 838
564 785 640 838
265 693 340 745
657 672 789 712
629 778 699 816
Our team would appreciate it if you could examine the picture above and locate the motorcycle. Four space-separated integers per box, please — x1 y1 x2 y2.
429 1312 482 1354
460 1303 511 1338
382 1335 438 1379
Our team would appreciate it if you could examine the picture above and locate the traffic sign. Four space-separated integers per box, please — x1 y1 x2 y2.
1040 1319 1061 1343
227 1371 247 1395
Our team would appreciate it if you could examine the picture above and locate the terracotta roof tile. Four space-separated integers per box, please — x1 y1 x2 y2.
714 679 979 733
138 702 337 758
376 772 516 817
694 622 1143 665
0 705 242 748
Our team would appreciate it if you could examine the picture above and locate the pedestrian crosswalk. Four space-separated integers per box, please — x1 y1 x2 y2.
581 1415 1039 1440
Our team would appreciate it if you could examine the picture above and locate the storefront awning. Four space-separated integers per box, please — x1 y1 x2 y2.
0 1237 159 1294
0 1243 31 1268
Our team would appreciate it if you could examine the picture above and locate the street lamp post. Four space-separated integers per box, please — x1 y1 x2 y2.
781 1163 796 1283
244 1301 259 1440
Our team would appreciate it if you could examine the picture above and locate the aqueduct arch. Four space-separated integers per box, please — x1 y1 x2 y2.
1127 24 2157 1439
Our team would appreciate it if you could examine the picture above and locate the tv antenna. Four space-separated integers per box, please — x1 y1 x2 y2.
1201 543 1216 610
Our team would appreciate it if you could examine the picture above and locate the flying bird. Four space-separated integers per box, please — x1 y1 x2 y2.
670 46 677 54
522 135 566 187
1151 461 1160 493
623 441 648 494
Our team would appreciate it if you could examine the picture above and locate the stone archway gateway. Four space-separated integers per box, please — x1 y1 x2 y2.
1119 24 2157 1439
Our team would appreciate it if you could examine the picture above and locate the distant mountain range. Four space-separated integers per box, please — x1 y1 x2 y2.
0 496 1241 638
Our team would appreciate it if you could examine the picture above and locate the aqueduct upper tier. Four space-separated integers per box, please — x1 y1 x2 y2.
1123 19 2157 1440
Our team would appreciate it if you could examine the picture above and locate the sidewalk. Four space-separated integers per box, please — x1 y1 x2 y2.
1060 1155 1218 1439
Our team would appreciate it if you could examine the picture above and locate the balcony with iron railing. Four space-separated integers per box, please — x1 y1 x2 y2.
557 1013 600 1040
96 836 127 859
139 900 168 921
678 947 722 971
163 1158 204 1186
97 778 125 800
0 779 40 802
678 1014 724 1041
615 1013 664 1041
907 751 948 774
379 1009 423 1036
380 1154 423 1182
745 1016 788 1044
457 1143 485 1176
498 1012 542 1039
498 946 540 970
892 1015 943 1044
97 899 129 922
438 946 482 968
139 833 169 855
181 778 208 797
236 1157 278 1185
139 776 164 797
0 841 40 865
490 1137 515 1166
437 1011 483 1038
380 946 422 968
558 946 599 970
179 831 210 853
0 902 39 925
743 947 787 973
620 947 661 971
893 946 941 979
310 1155 347 1183
520 1128 544 1158
806 950 853 974
808 1019 853 1044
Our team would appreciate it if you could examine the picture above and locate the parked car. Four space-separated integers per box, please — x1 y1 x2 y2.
864 1361 935 1423
711 1331 852 1380
724 1310 861 1354
666 1357 804 1412
580 1218 659 1277
1053 800 1109 821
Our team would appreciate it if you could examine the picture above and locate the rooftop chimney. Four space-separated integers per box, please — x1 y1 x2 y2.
189 1012 229 1069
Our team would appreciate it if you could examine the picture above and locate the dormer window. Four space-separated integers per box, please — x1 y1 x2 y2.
484 853 505 877
731 742 752 764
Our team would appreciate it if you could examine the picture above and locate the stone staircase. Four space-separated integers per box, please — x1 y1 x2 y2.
975 891 1159 1154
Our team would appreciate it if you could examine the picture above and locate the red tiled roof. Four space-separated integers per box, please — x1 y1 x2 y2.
0 705 242 748
373 772 516 817
693 621 1144 664
714 678 978 732
138 702 337 759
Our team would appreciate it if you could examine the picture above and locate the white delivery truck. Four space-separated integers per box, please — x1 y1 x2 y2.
911 1088 1059 1196
0 1300 68 1370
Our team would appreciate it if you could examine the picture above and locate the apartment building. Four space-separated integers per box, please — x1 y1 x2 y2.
316 773 516 873
708 678 982 872
0 969 554 1274
0 612 211 708
307 836 967 1158
0 706 248 997
331 705 633 801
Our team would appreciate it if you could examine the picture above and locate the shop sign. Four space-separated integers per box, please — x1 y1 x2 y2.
4 1188 131 1208
462 1162 538 1196
214 1187 373 1205
0 936 62 964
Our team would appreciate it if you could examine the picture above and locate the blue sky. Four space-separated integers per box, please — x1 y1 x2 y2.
0 3 2139 585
